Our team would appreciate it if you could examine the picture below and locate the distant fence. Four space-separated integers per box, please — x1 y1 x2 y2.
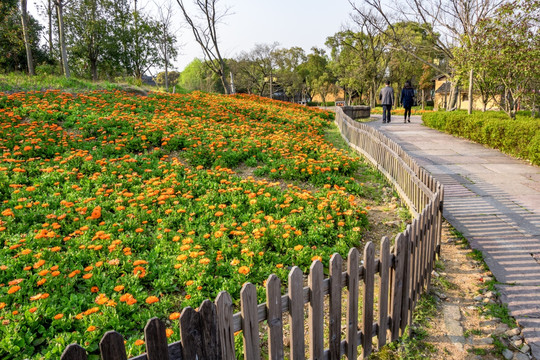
61 108 444 360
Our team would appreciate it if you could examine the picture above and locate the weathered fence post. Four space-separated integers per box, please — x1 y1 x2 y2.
288 266 305 360
329 253 343 359
309 260 324 360
215 291 235 359
391 234 406 341
266 274 284 360
346 248 360 359
61 344 87 360
378 237 391 349
362 241 375 358
240 283 260 359
144 318 169 360
100 331 128 360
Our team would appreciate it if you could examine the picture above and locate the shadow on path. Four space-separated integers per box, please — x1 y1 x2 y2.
368 114 540 357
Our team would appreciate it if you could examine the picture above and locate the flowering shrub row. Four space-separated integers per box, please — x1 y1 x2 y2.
0 90 376 358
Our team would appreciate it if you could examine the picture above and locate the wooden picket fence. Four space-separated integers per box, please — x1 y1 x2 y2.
61 108 444 360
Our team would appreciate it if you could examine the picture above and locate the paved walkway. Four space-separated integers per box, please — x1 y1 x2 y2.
369 114 540 358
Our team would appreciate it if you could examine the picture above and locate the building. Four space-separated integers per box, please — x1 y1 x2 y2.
434 75 500 111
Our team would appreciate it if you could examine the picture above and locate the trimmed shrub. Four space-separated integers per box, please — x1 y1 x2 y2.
422 111 540 165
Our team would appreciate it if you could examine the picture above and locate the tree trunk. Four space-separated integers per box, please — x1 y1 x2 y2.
447 83 459 111
219 71 230 95
371 80 377 108
20 0 35 76
48 0 53 55
468 69 474 114
421 89 425 110
56 1 70 78
90 59 98 82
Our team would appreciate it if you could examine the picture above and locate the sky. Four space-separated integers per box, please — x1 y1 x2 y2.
172 0 356 71
31 0 357 73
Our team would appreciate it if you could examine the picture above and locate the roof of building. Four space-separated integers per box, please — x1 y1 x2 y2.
435 81 451 94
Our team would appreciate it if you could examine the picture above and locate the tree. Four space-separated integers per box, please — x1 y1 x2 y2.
156 70 180 88
54 0 71 77
64 0 107 80
349 0 504 110
298 47 335 104
326 29 386 106
180 58 221 92
155 0 179 91
273 47 306 102
0 0 47 73
233 42 279 97
467 0 540 118
20 0 35 75
176 0 230 94
418 64 435 109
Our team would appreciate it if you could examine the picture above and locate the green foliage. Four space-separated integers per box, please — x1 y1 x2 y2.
0 73 126 92
0 2 50 73
373 294 438 359
422 111 540 165
180 58 222 93
155 71 181 89
481 303 516 328
0 90 379 359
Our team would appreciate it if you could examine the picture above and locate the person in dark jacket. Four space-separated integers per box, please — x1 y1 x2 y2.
400 81 415 123
379 80 394 123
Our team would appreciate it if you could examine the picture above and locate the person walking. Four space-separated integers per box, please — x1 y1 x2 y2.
379 80 394 123
401 81 415 123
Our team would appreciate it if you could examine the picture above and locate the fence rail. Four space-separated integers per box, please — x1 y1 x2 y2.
62 108 444 360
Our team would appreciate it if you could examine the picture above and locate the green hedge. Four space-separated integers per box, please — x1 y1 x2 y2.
422 111 540 165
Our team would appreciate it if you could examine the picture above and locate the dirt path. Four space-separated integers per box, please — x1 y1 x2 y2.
407 222 533 360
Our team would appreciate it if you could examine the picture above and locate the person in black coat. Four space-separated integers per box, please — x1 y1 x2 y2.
400 81 415 123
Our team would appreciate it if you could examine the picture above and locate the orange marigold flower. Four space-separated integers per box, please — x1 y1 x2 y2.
145 296 159 304
311 255 322 262
133 266 146 278
166 328 174 338
135 228 144 233
29 307 37 313
294 245 303 251
90 206 101 219
54 313 64 320
95 294 109 305
113 285 124 292
87 325 97 332
134 339 145 346
8 285 21 294
82 273 93 279
133 260 148 266
0 302 6 310
169 312 180 320
238 266 250 275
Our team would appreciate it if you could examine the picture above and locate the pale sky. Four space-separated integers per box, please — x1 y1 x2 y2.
31 0 357 73
172 0 357 71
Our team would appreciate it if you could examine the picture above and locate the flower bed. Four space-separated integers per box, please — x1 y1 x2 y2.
0 91 377 358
